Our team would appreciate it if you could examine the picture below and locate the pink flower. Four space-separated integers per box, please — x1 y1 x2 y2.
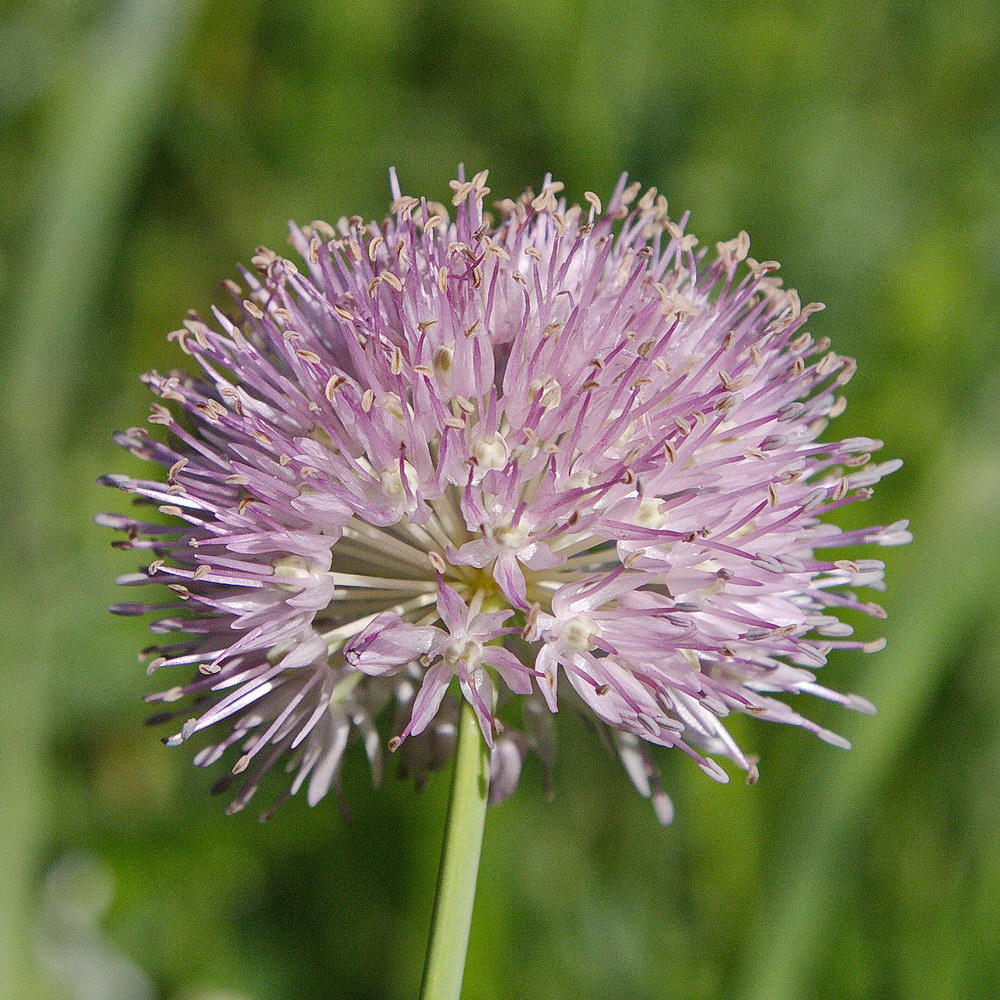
343 580 531 751
101 168 907 821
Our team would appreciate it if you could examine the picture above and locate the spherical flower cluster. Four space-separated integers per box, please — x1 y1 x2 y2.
101 169 909 822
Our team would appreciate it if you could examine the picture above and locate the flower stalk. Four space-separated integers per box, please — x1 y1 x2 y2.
419 699 490 1000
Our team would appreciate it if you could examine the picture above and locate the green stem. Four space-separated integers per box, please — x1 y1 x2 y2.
419 700 491 1000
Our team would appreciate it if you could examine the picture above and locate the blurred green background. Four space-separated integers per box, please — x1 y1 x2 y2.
1 1 998 998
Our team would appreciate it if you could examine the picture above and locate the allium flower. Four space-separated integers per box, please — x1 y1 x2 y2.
101 168 909 822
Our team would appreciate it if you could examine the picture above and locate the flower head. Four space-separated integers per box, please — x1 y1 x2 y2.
101 168 908 821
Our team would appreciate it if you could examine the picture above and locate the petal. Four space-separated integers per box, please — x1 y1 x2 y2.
566 654 664 737
289 492 352 535
451 538 494 569
482 645 533 695
403 662 454 739
520 541 563 571
458 668 497 749
435 580 470 633
306 719 349 806
492 553 528 609
471 608 514 637
344 612 442 676
535 644 560 712
278 631 328 670
285 575 337 610
488 735 525 805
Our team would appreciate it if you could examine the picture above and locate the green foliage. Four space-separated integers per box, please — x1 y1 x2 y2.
1 1 996 997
